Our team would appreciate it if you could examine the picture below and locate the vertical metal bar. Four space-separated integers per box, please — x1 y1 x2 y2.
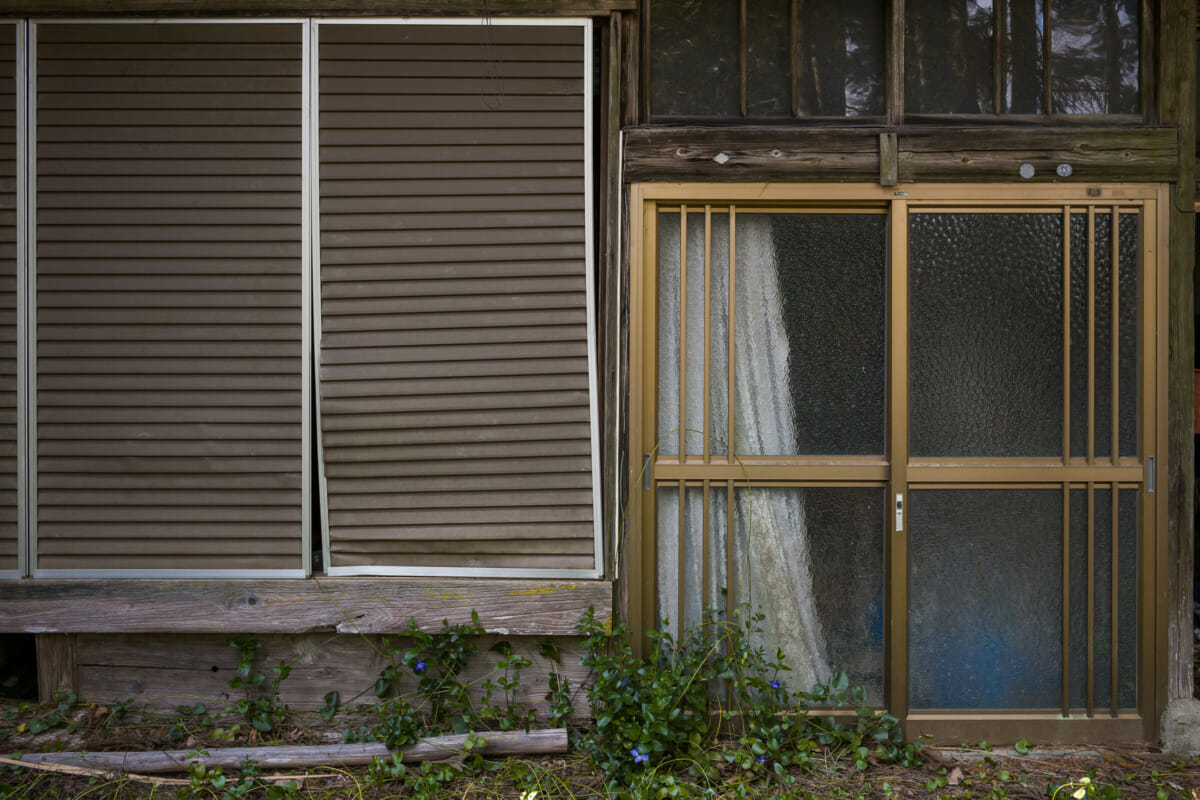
679 206 687 462
1110 481 1119 716
1063 206 1071 464
738 0 748 117
1042 0 1053 115
1086 480 1095 717
887 198 910 718
1087 206 1095 466
703 206 712 464
789 0 799 117
992 0 1002 114
702 479 711 622
725 479 735 620
1062 482 1071 716
1111 209 1119 463
728 207 736 460
677 481 685 635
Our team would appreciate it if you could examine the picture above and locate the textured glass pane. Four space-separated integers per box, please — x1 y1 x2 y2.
657 211 707 455
731 487 884 702
1067 488 1137 710
999 0 1045 113
1050 0 1139 114
1069 213 1140 459
1117 488 1137 707
794 0 885 116
656 485 720 638
650 0 739 117
909 489 1062 709
910 213 1063 457
746 0 790 117
710 214 730 455
1118 215 1139 457
905 0 994 113
733 213 886 456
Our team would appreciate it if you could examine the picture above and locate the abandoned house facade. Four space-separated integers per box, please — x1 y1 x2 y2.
0 0 1194 747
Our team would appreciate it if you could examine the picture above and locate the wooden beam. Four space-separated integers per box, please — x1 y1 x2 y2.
622 126 1179 184
0 0 634 14
0 578 612 635
601 11 621 581
880 132 898 185
72 632 591 713
35 633 76 703
1157 0 1196 710
18 730 569 773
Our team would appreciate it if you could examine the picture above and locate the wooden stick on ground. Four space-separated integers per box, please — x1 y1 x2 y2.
12 728 568 774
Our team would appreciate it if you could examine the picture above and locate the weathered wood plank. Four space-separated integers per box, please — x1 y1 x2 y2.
19 730 569 773
898 128 1179 182
0 579 611 635
879 132 898 186
0 0 633 14
622 127 1178 184
72 632 590 713
35 634 75 703
1157 0 1196 710
623 127 879 182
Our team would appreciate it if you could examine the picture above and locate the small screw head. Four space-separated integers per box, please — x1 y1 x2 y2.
1056 163 1073 178
1019 163 1035 179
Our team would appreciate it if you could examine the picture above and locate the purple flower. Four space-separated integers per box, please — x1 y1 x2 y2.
631 748 649 764
770 680 781 690
757 755 767 764
414 660 426 673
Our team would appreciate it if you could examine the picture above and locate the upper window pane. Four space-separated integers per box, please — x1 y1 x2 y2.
1051 0 1139 114
648 0 884 119
649 0 740 117
905 0 995 114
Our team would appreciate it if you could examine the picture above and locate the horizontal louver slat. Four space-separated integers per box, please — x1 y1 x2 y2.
35 22 305 573
318 23 594 574
0 25 14 573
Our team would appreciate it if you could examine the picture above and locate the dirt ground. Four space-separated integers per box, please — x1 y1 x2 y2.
1 700 1199 800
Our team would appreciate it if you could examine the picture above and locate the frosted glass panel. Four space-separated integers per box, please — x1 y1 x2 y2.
909 489 1062 709
729 487 884 702
910 213 1063 457
656 485 723 638
1118 217 1139 457
733 213 886 456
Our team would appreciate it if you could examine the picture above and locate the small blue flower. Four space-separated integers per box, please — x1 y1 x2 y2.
618 680 629 687
631 747 649 764
770 680 781 690
757 755 767 764
414 660 426 673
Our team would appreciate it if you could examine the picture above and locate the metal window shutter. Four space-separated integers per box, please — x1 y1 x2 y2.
34 23 305 572
0 24 15 574
317 23 597 574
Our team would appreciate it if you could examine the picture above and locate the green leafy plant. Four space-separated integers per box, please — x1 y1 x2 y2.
226 636 290 733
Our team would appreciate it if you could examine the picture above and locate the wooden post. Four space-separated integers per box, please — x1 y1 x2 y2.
35 634 76 703
880 132 898 186
1157 0 1196 709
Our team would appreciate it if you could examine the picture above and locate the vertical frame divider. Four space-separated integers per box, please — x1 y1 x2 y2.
15 19 28 578
1111 481 1119 715
701 479 711 622
727 206 737 461
678 206 687 462
1062 482 1071 716
1087 480 1095 717
703 206 711 464
1088 206 1096 466
676 481 685 635
633 188 656 652
887 197 909 718
738 0 748 117
992 0 1003 114
887 0 904 126
1042 0 1053 115
1063 206 1072 465
789 0 799 117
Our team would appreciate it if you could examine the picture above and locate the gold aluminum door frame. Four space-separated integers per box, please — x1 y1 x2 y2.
627 183 1166 743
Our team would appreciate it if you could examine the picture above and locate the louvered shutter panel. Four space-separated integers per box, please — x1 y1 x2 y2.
34 23 305 573
317 23 598 574
0 24 16 575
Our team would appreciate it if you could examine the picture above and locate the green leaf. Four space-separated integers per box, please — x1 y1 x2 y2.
1014 737 1032 755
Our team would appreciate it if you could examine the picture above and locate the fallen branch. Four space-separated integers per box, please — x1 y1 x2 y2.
13 728 568 774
